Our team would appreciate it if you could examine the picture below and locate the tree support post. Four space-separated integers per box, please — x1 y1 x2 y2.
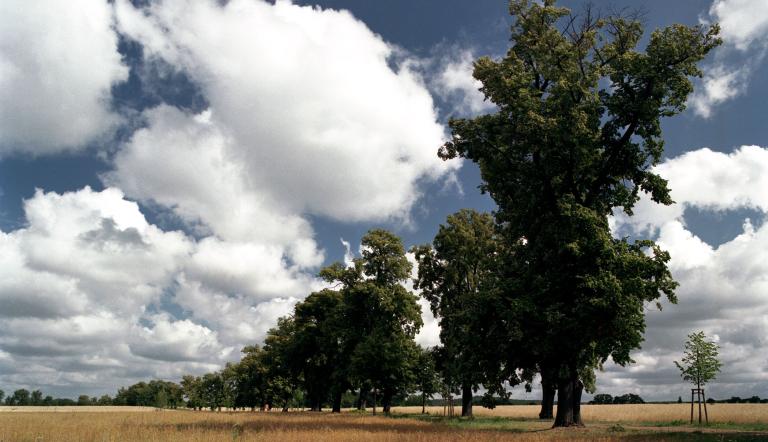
690 388 708 424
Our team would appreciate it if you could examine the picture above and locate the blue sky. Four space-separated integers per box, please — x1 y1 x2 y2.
1 0 767 401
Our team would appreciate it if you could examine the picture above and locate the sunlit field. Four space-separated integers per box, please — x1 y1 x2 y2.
393 404 768 424
2 405 767 441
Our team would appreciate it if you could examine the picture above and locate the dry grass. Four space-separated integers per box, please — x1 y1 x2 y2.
0 405 766 441
0 405 159 413
393 404 768 424
0 410 617 442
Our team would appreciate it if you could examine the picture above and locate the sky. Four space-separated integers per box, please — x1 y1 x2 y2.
0 0 767 402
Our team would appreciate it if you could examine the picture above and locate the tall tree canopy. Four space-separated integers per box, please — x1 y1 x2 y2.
439 0 720 427
337 229 423 414
412 209 508 417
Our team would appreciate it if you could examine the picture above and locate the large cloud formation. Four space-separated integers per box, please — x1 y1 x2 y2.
0 0 458 396
112 0 457 224
603 146 768 400
0 0 128 154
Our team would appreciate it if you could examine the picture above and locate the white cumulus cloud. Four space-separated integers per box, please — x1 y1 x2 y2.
0 0 128 154
606 145 768 399
113 0 458 225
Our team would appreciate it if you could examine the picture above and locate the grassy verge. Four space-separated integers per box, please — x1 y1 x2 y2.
390 411 768 440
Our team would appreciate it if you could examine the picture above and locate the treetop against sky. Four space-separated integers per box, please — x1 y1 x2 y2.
0 0 767 400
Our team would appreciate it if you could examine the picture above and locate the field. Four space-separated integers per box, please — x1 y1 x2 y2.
1 404 767 441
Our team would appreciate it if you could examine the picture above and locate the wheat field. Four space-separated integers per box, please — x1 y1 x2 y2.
393 403 768 424
1 405 766 441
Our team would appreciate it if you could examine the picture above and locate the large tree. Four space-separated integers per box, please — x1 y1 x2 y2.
332 229 423 414
412 209 506 417
282 289 346 412
439 0 719 427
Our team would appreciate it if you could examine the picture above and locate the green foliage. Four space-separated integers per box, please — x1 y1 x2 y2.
343 229 423 411
674 331 722 388
7 389 30 406
591 393 613 404
412 209 510 398
114 380 183 408
613 393 644 404
413 347 440 411
437 0 719 424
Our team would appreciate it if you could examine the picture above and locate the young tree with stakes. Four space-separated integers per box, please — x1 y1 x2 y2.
675 330 722 424
439 0 720 427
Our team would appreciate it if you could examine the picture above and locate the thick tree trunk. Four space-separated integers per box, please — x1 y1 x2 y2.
539 376 556 419
332 389 343 413
461 383 473 417
422 393 426 414
310 397 322 412
553 370 584 428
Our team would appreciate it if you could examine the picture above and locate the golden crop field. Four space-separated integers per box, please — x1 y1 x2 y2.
394 403 768 424
1 405 766 441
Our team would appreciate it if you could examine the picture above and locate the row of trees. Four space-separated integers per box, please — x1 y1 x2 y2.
590 393 644 405
178 229 439 414
0 388 111 406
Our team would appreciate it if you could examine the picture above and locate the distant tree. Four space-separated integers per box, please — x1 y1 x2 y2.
231 345 266 411
289 289 347 412
678 396 683 404
97 395 113 406
200 372 225 411
591 394 613 405
414 347 440 414
262 317 302 412
748 396 761 404
181 375 203 410
0 389 4 403
77 395 91 406
613 393 644 404
30 390 43 406
412 209 506 417
439 0 720 428
12 389 31 406
675 331 722 392
42 395 53 406
345 229 423 414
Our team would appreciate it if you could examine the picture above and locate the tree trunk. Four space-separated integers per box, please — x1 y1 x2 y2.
332 389 343 413
372 389 377 415
553 369 584 428
461 383 473 417
539 376 556 419
310 397 322 412
356 386 367 410
421 393 426 414
382 388 392 414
